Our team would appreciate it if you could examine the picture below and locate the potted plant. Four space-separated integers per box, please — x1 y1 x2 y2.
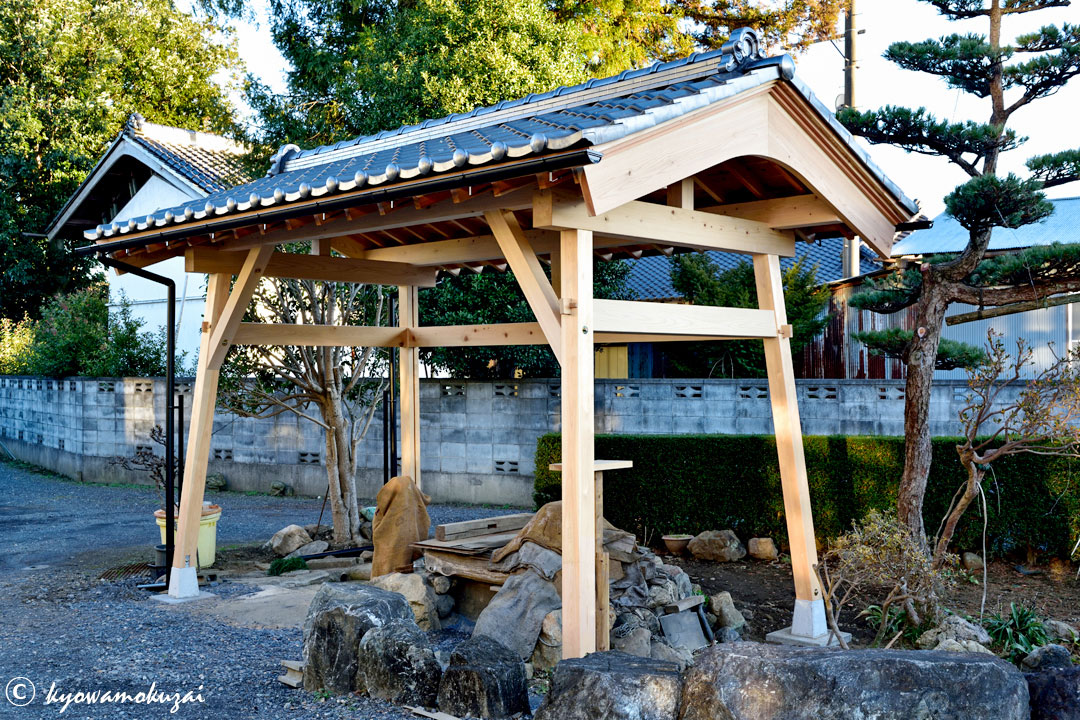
110 426 221 568
662 533 693 555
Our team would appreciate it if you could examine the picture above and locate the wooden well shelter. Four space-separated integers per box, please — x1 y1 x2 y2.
80 29 919 655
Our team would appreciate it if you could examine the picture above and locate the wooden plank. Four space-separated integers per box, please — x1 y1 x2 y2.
422 550 513 585
664 594 706 614
185 247 437 287
596 469 609 651
414 532 519 556
206 246 275 370
560 227 596 659
399 285 421 488
435 513 534 541
485 209 563 363
534 191 796 257
232 323 406 347
404 705 462 720
753 253 822 611
593 299 777 338
700 194 841 230
549 460 633 472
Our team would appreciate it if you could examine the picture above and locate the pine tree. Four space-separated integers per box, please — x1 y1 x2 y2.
838 0 1080 547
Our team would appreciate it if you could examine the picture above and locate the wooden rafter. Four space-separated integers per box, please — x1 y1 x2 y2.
185 247 438 287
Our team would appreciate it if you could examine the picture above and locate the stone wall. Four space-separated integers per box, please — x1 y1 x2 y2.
0 375 1003 506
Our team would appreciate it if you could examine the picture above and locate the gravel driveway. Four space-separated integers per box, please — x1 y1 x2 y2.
0 460 521 718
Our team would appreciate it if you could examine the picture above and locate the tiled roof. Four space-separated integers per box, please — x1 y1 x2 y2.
891 197 1080 256
625 237 879 301
86 28 917 243
126 115 250 194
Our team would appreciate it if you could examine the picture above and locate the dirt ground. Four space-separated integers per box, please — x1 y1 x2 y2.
665 553 1080 647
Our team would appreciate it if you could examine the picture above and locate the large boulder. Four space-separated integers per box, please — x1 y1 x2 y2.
437 636 529 719
370 572 442 631
271 524 313 557
473 570 561 660
748 537 779 561
916 615 992 650
533 651 682 720
355 619 442 706
709 591 745 630
687 530 746 562
302 583 413 693
680 642 1029 720
1022 644 1074 671
1027 666 1080 719
287 540 329 559
531 609 563 672
611 626 652 658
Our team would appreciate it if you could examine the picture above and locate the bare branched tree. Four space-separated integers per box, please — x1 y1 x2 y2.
934 330 1080 568
219 254 389 547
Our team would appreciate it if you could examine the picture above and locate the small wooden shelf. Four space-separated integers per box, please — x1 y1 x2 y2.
548 459 633 472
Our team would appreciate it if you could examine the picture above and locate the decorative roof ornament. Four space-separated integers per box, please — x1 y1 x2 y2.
125 113 146 133
266 143 301 177
721 28 765 72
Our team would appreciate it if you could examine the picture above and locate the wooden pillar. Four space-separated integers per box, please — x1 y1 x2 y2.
753 253 826 639
170 247 272 597
549 248 561 298
398 285 421 487
560 228 596 658
594 468 609 651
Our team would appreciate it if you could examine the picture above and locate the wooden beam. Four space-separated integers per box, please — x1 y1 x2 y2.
435 513 534 542
701 194 841 230
753 252 823 636
945 292 1080 325
593 299 777 338
560 227 596 659
232 323 406 347
169 272 231 597
667 178 694 209
410 322 548 348
206 246 275 371
534 191 796 257
485 209 563 363
399 285 422 488
186 247 437 287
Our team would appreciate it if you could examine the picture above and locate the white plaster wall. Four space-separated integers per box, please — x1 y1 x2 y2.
107 175 207 364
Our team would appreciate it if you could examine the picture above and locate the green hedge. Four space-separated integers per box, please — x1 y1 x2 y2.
535 434 1080 558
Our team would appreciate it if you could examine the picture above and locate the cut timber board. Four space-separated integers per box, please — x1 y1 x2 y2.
404 706 461 720
549 460 633 472
435 513 534 541
413 532 519 556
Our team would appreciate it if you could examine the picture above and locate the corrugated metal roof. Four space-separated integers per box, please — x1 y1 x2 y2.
892 196 1080 256
625 237 878 300
85 28 917 243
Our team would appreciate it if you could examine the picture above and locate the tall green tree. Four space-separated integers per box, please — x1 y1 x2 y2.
838 0 1080 546
665 254 830 377
239 0 844 152
0 0 242 320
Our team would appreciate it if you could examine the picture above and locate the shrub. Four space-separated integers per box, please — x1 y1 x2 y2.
268 557 308 576
0 316 35 374
983 603 1049 664
22 285 169 378
535 433 1080 558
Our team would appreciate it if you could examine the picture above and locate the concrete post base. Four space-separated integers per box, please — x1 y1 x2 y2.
167 566 200 599
765 597 851 647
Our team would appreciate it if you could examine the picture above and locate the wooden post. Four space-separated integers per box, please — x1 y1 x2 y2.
398 285 422 487
595 468 609 651
753 253 826 640
549 247 561 299
170 247 272 598
559 228 596 658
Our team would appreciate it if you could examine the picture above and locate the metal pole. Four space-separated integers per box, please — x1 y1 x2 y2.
389 296 399 478
177 393 185 500
844 0 856 110
382 389 390 484
97 256 175 588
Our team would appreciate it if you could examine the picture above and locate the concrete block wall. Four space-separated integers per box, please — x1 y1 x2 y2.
0 375 1007 507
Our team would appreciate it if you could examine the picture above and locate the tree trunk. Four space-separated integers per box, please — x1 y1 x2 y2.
933 455 983 568
898 279 950 548
319 391 361 547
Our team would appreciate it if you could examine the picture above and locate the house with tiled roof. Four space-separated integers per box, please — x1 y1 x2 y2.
47 114 250 358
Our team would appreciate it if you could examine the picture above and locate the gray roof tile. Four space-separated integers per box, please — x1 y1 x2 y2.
86 28 916 243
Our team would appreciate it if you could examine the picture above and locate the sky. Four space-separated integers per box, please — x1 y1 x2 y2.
220 0 1080 219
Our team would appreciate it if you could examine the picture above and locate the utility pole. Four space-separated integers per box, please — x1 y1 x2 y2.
842 0 861 278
